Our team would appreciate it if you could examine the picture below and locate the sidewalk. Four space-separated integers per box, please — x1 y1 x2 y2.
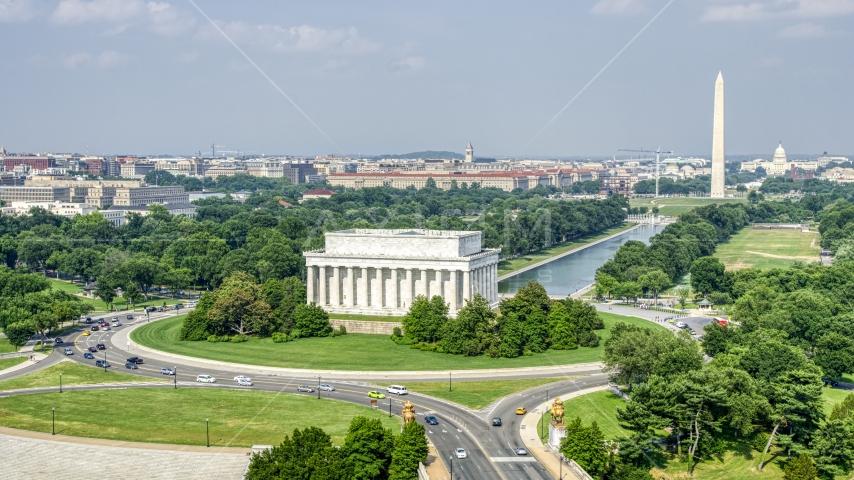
593 303 681 333
0 346 49 377
520 385 609 480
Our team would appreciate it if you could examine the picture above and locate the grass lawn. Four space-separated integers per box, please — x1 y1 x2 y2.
0 361 163 392
498 223 635 277
714 228 821 270
328 313 403 322
131 312 666 371
556 390 631 439
47 278 188 313
383 377 570 410
0 356 27 371
0 342 18 354
629 197 747 217
822 387 853 415
0 388 400 447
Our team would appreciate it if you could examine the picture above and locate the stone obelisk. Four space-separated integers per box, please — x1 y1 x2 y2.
710 72 725 198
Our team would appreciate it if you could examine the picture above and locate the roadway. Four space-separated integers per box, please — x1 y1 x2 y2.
19 309 614 480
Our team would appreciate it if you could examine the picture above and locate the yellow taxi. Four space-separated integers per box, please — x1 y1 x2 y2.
82 331 90 336
515 407 527 415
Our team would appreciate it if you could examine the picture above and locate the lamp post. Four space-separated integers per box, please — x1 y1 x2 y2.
449 371 452 392
59 372 63 393
103 350 107 372
450 456 453 479
174 366 177 389
317 376 320 400
206 418 209 447
52 407 55 435
388 397 392 418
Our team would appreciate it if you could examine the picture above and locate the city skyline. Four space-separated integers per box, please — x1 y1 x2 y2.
1 0 852 157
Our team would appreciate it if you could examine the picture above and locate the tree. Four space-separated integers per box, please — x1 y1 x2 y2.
208 288 273 336
638 270 669 304
559 417 609 477
676 286 691 309
245 426 344 480
388 421 428 480
4 321 33 350
441 294 495 356
614 281 642 303
690 257 727 296
30 310 59 347
342 416 395 480
401 295 449 343
806 419 854 479
813 332 854 379
595 272 620 299
547 301 578 350
603 322 702 387
784 454 818 480
293 302 332 337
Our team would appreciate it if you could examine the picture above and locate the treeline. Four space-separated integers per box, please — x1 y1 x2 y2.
634 176 712 195
0 268 92 348
246 416 428 480
394 282 603 358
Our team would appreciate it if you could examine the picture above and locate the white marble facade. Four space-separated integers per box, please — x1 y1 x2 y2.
303 229 501 316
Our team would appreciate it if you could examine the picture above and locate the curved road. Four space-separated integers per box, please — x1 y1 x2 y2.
5 310 615 480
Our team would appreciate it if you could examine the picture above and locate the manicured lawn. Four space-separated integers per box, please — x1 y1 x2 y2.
0 342 18 354
498 223 635 277
629 197 747 217
47 278 189 313
0 361 163 392
557 390 631 439
0 388 400 446
0 356 27 371
714 228 821 270
822 387 853 415
131 312 666 371
386 377 570 410
328 313 403 322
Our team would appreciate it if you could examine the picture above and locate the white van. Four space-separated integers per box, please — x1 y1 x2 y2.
387 385 408 395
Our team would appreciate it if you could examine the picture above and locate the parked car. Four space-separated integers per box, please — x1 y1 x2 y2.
455 448 468 459
234 375 252 383
160 368 175 375
88 347 98 353
515 447 528 456
297 385 315 393
125 362 138 369
515 407 527 415
95 360 111 368
237 379 254 387
83 352 94 359
492 417 502 427
126 357 143 364
367 391 386 399
424 415 439 425
675 321 687 329
196 375 216 383
318 384 335 392
64 348 73 355
96 343 106 350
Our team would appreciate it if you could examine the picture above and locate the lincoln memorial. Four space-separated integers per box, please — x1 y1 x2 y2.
303 229 501 316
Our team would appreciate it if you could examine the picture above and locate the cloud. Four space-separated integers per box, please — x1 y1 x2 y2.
0 0 36 22
778 22 845 37
63 50 130 68
172 51 199 64
702 0 854 22
206 22 380 55
51 0 194 35
64 52 92 68
387 56 426 73
591 0 648 15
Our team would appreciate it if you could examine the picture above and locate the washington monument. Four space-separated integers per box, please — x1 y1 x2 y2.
711 72 725 198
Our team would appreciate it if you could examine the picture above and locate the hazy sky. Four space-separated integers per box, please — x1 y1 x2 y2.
1 0 852 157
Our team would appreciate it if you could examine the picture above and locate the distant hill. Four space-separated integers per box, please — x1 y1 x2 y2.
370 151 463 160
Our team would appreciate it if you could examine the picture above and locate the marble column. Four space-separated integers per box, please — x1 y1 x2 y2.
330 267 339 306
390 269 398 309
373 268 383 309
345 267 354 307
463 269 471 303
306 265 315 304
359 267 368 307
449 270 457 312
492 264 497 302
404 269 413 308
419 269 428 298
318 266 327 306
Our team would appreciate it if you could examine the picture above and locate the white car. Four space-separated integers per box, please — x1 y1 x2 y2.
387 385 408 395
318 384 335 392
297 385 314 393
455 448 467 459
64 348 73 355
675 322 687 329
234 375 252 383
112 321 121 327
196 375 216 383
237 379 253 387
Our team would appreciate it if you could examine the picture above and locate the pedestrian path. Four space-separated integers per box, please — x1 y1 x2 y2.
0 352 49 377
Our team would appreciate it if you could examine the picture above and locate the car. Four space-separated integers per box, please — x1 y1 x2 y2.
318 384 335 392
515 407 527 415
96 343 106 350
103 325 111 331
824 378 840 387
237 379 254 387
515 447 528 456
424 415 439 425
125 362 138 369
492 417 502 427
99 322 107 327
196 375 216 383
84 317 93 324
112 322 121 327
83 352 94 359
387 385 408 395
297 385 315 393
64 348 73 355
145 307 156 313
187 301 198 307
126 314 133 320
88 347 98 353
368 391 386 399
112 316 118 321
174 303 184 310
455 448 468 459
55 337 64 344
675 321 687 329
156 307 164 312
126 357 143 364
91 326 99 331
161 368 175 375
234 375 252 383
95 360 111 368
82 331 90 336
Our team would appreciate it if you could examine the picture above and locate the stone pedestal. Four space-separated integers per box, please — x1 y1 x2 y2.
548 421 567 449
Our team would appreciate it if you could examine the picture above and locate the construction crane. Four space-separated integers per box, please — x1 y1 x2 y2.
210 144 225 157
618 147 673 198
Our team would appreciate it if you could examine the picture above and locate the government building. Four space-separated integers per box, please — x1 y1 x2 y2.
303 229 500 316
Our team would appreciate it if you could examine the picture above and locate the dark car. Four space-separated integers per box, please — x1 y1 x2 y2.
145 306 156 313
824 378 840 387
85 317 93 324
424 415 439 425
96 343 106 350
55 338 64 344
125 362 138 369
492 417 502 427
173 303 184 310
126 357 143 364
95 360 111 368
91 326 99 331
83 352 94 359
88 346 98 353
156 307 164 312
126 314 133 320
